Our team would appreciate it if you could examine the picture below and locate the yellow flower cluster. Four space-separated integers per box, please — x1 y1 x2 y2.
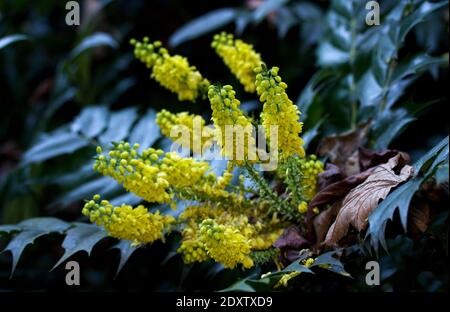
81 34 331 273
82 195 174 245
255 65 305 159
208 84 257 164
156 109 214 150
176 205 283 265
131 38 209 101
211 32 262 93
297 155 324 201
93 143 211 204
199 218 254 269
177 221 210 263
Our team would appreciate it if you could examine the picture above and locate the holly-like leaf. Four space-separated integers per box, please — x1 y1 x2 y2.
1 218 71 276
325 154 413 246
52 223 107 270
311 251 351 277
366 136 449 251
110 239 140 277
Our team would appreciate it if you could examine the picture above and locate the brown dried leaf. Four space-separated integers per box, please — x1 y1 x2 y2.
317 122 370 175
324 154 414 246
309 169 374 208
358 148 409 171
273 226 309 250
408 202 431 234
317 163 343 190
313 199 343 244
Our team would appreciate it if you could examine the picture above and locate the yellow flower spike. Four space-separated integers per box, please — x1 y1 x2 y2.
199 218 254 269
297 156 324 201
212 32 262 93
177 221 210 263
207 84 258 165
131 38 210 101
82 196 174 245
255 65 305 159
94 141 214 204
156 109 214 151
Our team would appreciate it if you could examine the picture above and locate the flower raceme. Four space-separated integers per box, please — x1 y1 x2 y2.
199 218 254 269
212 32 262 93
82 195 174 245
207 84 258 165
94 143 211 204
80 33 327 272
131 38 209 101
156 109 215 153
255 65 305 159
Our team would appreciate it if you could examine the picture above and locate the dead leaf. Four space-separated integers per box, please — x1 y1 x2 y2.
317 163 343 190
273 226 309 249
324 154 414 246
359 148 409 171
409 202 431 234
317 122 370 175
309 169 374 209
313 199 343 243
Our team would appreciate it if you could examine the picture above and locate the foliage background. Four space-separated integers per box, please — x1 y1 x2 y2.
0 0 448 291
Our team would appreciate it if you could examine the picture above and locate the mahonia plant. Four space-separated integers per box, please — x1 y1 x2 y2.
82 33 324 271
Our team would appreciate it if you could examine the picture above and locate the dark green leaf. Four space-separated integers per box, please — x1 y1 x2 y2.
372 108 415 150
52 223 107 270
111 239 139 277
128 109 160 150
22 130 90 165
399 1 448 43
0 34 29 50
367 136 449 251
1 218 70 276
99 107 138 144
253 0 289 22
311 251 351 277
169 8 237 47
71 105 110 138
70 32 118 59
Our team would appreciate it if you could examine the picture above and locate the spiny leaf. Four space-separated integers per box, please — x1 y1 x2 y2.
366 136 449 251
325 154 413 246
311 251 351 277
1 218 70 277
399 1 448 43
282 261 314 274
110 239 140 277
52 223 107 270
